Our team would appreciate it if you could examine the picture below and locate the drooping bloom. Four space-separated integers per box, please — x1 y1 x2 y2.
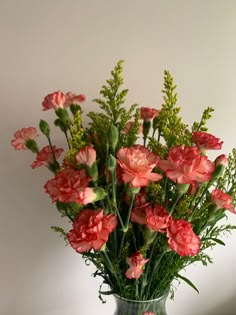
67 209 118 253
131 204 149 225
11 127 39 150
140 107 159 120
211 189 236 213
123 121 143 135
44 168 93 204
31 145 63 169
167 218 200 256
131 204 170 232
158 145 215 184
187 182 198 196
125 188 148 207
64 92 86 107
75 146 96 167
125 251 149 279
42 91 67 111
192 131 223 150
143 312 157 315
117 145 162 187
134 189 148 207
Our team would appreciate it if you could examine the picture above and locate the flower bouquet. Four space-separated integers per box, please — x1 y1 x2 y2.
12 61 236 314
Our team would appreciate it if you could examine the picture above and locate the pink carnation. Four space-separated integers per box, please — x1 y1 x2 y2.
158 145 215 184
211 189 236 213
67 209 118 253
11 127 39 150
131 204 170 232
125 251 149 279
140 107 159 120
75 146 96 167
31 145 63 169
167 218 200 256
42 91 67 111
192 131 223 150
117 145 162 187
44 168 93 204
76 187 97 205
65 92 86 107
146 205 170 232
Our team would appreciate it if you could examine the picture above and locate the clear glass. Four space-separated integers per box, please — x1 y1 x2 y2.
113 293 168 315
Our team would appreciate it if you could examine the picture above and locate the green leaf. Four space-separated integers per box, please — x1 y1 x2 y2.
203 237 225 246
176 274 199 293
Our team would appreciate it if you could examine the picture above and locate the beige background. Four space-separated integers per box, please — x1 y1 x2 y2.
1 1 236 314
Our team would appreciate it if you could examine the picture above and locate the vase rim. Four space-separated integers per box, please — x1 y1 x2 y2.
113 291 169 304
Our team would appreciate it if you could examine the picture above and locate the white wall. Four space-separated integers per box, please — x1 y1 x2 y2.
1 1 236 314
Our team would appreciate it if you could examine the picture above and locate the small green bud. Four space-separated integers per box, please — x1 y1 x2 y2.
107 154 117 171
152 115 160 131
142 120 151 138
39 119 50 137
108 124 119 151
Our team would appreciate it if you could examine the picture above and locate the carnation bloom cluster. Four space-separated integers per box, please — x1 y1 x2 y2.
12 61 236 311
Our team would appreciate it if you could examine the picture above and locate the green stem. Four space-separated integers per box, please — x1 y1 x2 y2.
47 136 58 163
118 192 136 258
135 279 139 299
145 251 166 299
162 177 168 204
140 235 158 298
169 192 184 216
64 130 71 149
188 181 213 221
143 136 147 146
101 250 121 291
110 168 125 230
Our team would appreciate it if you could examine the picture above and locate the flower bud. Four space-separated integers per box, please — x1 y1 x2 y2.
152 115 160 131
108 124 119 151
142 119 151 138
211 154 228 180
39 119 50 137
107 154 117 171
215 154 227 167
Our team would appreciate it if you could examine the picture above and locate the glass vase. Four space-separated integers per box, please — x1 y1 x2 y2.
113 293 168 315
